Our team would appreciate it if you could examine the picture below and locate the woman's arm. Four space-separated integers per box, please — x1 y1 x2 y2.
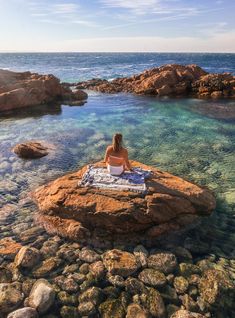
104 146 111 163
124 149 132 170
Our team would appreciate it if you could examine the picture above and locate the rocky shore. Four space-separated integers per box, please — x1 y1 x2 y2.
76 64 235 98
0 69 88 112
33 160 215 246
0 227 234 318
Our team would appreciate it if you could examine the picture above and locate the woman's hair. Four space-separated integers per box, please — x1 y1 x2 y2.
112 133 123 152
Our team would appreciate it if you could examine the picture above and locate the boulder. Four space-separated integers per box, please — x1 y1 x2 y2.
33 160 215 244
198 269 235 309
103 249 140 277
147 253 178 274
15 246 41 268
28 279 55 314
170 310 206 318
0 283 24 314
0 69 87 112
76 64 235 98
13 141 50 159
7 307 38 318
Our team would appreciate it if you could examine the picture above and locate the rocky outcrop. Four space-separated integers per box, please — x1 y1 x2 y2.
13 141 51 159
33 161 215 244
76 64 235 98
0 69 88 112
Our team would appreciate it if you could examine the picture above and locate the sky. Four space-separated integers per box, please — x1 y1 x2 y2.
0 0 234 52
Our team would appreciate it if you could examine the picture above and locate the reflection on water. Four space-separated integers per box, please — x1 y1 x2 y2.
0 92 235 257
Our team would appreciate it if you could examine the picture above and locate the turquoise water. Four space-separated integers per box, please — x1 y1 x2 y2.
0 52 235 258
1 92 235 258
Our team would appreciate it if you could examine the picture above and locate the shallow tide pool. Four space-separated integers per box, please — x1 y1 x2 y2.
0 92 235 257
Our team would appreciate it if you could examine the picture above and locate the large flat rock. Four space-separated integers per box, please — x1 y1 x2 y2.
33 161 216 244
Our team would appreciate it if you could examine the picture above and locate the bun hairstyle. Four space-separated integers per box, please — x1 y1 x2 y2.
112 133 123 152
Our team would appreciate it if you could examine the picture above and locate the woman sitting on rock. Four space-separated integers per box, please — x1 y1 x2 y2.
104 133 132 175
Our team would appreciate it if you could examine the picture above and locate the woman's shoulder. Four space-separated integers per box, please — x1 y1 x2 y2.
106 145 113 151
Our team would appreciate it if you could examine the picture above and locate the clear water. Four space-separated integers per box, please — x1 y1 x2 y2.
0 53 235 258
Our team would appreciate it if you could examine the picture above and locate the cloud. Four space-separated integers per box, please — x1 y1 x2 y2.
100 0 199 16
52 3 79 14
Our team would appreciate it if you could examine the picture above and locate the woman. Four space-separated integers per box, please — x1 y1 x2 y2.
104 133 132 175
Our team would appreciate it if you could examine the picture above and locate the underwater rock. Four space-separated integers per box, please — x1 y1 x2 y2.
76 64 235 98
103 249 140 277
15 246 41 269
0 238 22 260
0 69 88 112
33 160 216 245
198 269 235 310
13 141 50 159
170 309 206 318
28 279 55 314
0 283 24 314
7 307 38 318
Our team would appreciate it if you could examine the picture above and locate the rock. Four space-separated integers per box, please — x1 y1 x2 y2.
0 267 12 283
179 263 201 277
126 303 150 318
22 279 36 296
198 269 235 309
32 257 61 278
89 261 106 279
78 287 104 305
170 309 206 318
148 252 178 274
179 294 198 312
60 306 78 318
78 301 96 316
58 277 79 293
125 277 146 295
15 246 41 268
28 279 55 314
173 276 189 294
0 238 22 260
138 268 166 287
103 249 140 277
13 141 49 159
57 291 77 306
7 307 38 318
19 227 45 244
99 298 126 318
107 274 126 288
141 287 166 318
0 283 24 314
79 248 100 263
0 69 87 112
33 161 215 244
76 64 235 98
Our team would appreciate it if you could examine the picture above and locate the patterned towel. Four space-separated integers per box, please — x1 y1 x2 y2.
79 165 151 193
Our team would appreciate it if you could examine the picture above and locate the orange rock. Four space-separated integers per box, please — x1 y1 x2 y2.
0 238 22 258
0 69 87 112
77 64 235 99
33 160 215 243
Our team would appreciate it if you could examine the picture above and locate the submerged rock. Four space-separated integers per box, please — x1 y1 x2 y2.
7 307 38 318
13 141 50 159
103 249 140 277
0 69 88 112
0 283 24 314
33 160 215 245
170 309 206 318
28 279 55 314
